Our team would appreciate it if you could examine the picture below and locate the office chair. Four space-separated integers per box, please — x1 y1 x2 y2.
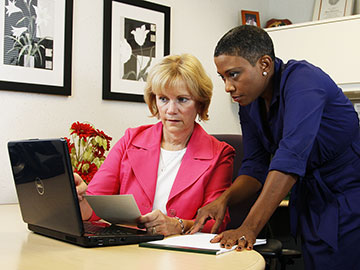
212 134 302 270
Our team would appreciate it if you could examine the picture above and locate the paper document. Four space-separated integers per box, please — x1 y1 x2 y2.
140 232 266 255
84 194 141 226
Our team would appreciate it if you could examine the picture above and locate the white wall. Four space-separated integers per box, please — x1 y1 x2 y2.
267 0 360 25
266 0 315 24
0 0 263 204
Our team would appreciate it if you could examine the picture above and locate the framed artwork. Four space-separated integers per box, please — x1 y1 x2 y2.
103 0 170 102
312 0 354 20
0 0 73 95
241 10 260 27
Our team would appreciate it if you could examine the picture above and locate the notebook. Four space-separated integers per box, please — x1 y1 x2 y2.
140 232 267 255
7 138 164 247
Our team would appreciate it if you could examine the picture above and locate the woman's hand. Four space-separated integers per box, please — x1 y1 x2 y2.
188 196 227 234
73 173 93 220
210 225 257 251
73 173 87 201
137 209 183 236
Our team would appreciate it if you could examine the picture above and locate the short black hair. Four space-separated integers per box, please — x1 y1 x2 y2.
214 25 275 66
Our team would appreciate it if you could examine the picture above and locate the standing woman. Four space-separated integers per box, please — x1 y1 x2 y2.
191 25 360 269
75 54 234 236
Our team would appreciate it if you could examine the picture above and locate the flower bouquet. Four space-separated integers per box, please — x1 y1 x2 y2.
65 122 112 184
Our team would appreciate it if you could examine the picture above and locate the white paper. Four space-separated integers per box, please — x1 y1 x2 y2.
144 232 267 255
84 194 141 226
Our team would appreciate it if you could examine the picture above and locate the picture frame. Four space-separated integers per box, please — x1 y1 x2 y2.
103 0 170 102
241 10 260 27
0 0 73 96
344 90 360 103
312 0 354 21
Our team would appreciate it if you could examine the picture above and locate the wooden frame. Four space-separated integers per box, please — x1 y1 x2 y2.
241 10 260 27
0 0 73 96
103 0 170 102
312 0 354 21
343 90 360 121
344 90 360 103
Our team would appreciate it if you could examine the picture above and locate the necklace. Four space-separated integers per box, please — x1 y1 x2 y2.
159 148 186 173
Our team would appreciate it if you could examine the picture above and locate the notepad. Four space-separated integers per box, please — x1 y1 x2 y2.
139 232 266 255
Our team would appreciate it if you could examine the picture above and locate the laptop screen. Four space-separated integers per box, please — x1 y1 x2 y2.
8 138 84 236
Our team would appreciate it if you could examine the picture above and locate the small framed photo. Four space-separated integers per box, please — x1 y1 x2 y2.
312 0 354 21
103 0 170 102
0 0 73 96
241 10 260 27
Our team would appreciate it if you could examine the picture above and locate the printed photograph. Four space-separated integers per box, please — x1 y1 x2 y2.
3 0 54 70
119 18 156 82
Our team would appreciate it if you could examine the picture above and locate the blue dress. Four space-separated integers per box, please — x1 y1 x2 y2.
238 58 360 269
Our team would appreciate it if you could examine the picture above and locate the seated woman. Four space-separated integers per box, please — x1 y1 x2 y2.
75 54 235 236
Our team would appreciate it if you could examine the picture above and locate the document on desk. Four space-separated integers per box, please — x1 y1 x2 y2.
139 232 266 255
84 194 141 226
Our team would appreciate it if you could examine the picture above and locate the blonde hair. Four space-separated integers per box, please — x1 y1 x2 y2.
144 54 213 121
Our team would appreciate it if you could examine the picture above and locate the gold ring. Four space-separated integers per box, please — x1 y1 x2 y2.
152 227 157 234
239 235 246 241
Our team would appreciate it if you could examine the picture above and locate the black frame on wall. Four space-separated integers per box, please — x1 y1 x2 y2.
0 0 73 96
102 0 170 102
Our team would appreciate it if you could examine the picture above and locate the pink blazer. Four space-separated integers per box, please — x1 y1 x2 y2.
87 122 234 232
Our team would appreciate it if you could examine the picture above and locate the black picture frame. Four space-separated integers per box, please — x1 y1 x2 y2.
0 0 73 96
103 0 170 102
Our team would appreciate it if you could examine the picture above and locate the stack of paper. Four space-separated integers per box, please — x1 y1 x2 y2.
139 232 267 255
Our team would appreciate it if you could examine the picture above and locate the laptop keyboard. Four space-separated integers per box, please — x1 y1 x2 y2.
85 223 142 236
98 226 134 235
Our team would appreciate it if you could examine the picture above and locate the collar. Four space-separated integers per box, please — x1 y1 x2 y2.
131 122 214 160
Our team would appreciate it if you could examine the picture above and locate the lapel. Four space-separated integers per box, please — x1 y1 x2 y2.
167 123 214 202
127 123 162 203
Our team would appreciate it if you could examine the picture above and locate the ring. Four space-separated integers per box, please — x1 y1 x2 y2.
239 235 246 241
152 227 157 235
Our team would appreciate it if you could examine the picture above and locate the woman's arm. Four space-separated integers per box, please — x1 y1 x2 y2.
212 170 297 250
73 173 93 220
190 174 261 234
197 143 235 233
138 209 195 236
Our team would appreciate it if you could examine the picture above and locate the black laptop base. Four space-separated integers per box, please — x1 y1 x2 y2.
29 224 164 247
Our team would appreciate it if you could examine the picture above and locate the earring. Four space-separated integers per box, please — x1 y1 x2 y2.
262 71 268 76
198 115 202 122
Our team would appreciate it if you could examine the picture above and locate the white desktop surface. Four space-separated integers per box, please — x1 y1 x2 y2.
0 204 265 270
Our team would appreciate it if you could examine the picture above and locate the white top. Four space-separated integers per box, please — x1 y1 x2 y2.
152 148 187 214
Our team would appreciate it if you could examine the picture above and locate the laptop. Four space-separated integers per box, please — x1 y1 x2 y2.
7 138 164 247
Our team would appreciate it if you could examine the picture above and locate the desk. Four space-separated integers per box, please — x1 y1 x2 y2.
0 204 265 270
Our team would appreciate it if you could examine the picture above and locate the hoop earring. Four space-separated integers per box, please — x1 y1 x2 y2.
262 71 268 76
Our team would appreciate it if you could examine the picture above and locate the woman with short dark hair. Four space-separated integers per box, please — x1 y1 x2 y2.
191 25 360 269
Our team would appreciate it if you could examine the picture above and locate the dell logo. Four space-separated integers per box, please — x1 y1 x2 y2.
35 178 45 195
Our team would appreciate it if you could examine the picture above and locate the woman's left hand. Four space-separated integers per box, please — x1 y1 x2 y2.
210 225 257 251
137 209 182 236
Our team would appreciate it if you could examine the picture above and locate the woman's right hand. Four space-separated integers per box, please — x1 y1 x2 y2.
188 196 228 234
73 173 93 220
73 173 87 201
